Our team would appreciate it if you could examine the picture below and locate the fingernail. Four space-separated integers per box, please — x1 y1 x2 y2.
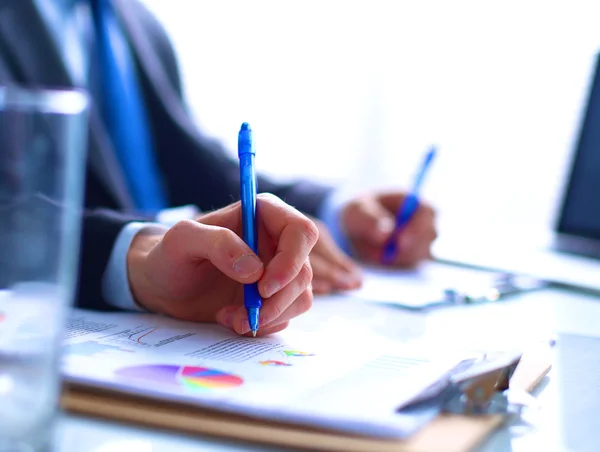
261 280 281 298
233 254 263 277
377 218 395 239
336 273 358 289
238 319 251 335
349 271 363 287
223 312 234 327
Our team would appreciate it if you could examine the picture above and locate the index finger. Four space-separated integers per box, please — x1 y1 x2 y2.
377 192 436 220
255 194 319 298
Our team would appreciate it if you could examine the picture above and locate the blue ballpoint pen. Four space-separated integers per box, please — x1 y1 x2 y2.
238 122 261 336
381 146 437 264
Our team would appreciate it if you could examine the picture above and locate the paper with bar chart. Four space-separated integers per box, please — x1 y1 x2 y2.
62 309 466 437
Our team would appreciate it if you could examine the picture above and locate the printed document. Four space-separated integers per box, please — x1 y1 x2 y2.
62 309 467 437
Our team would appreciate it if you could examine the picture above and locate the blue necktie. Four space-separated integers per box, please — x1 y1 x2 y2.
91 0 167 213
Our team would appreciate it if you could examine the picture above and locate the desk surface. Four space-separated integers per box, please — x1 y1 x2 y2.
55 287 600 452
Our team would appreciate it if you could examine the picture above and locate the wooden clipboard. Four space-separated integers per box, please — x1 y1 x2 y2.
61 351 551 452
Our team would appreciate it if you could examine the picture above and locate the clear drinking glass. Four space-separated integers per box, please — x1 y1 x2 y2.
0 87 89 452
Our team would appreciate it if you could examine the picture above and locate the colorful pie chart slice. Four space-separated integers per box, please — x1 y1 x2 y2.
259 360 291 366
283 350 315 357
115 364 243 391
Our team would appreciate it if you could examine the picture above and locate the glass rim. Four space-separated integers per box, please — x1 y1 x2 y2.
0 86 89 115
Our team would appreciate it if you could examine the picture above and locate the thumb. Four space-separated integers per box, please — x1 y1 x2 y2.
161 220 264 283
344 198 396 247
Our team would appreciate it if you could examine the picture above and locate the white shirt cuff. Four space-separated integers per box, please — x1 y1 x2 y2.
102 222 168 311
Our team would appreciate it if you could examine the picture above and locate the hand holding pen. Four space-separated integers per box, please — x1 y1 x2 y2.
125 190 318 337
125 123 318 337
237 123 318 336
380 146 437 265
337 146 438 268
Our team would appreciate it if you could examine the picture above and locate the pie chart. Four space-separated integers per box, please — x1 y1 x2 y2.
115 364 243 391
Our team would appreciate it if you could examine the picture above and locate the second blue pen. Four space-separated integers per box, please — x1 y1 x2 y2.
381 146 437 264
238 122 262 336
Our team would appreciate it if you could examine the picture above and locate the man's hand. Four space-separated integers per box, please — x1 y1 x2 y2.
340 191 437 267
306 190 436 294
126 194 319 337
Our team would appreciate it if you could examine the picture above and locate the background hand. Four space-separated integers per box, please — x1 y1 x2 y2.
126 194 318 337
340 191 437 267
309 218 362 294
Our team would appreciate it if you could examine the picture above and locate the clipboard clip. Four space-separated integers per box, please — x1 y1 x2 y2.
442 351 526 415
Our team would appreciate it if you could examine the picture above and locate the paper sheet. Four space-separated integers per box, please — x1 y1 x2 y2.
345 261 500 308
61 309 465 438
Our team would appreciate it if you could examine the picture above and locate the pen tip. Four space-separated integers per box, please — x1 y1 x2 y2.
252 330 257 337
240 122 250 131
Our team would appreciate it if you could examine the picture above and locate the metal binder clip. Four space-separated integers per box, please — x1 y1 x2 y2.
442 352 522 415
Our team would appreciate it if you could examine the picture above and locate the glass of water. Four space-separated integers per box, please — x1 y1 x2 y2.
0 87 89 452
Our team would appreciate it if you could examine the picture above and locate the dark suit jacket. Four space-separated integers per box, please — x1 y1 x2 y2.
0 0 331 310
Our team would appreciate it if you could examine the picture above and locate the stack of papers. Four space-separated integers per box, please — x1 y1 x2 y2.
61 309 468 438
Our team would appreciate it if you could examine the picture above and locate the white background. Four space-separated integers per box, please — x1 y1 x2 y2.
141 0 600 240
